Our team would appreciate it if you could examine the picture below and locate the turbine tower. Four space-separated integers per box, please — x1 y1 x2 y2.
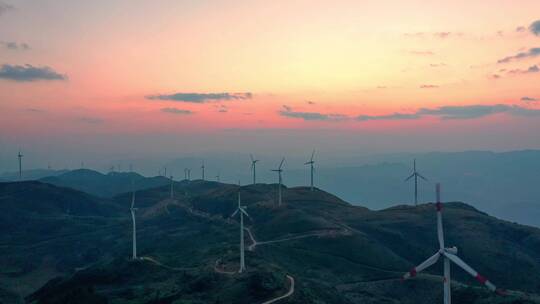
250 154 259 184
201 161 205 181
271 158 285 206
17 150 23 180
402 183 502 303
130 184 138 259
170 175 174 199
304 150 315 191
231 185 250 273
405 159 428 206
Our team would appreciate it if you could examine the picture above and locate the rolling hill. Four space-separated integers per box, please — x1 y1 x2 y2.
2 180 540 303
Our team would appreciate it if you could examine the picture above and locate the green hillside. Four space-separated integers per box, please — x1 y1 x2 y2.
2 180 540 303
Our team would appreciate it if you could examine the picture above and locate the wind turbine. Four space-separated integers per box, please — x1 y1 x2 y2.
17 150 23 180
201 161 205 181
271 158 285 206
405 159 428 206
402 183 502 303
231 185 250 273
250 154 259 184
187 168 191 180
170 175 174 199
304 150 315 191
215 172 221 182
130 183 138 260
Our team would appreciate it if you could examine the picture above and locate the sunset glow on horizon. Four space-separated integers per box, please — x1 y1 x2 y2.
1 0 540 166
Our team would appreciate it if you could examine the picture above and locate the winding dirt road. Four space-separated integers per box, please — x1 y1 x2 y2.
261 275 295 304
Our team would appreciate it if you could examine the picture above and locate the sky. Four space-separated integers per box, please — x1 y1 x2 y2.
1 0 540 171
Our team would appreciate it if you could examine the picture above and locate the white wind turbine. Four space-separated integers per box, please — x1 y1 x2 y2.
130 183 138 260
17 150 23 180
304 150 315 191
201 161 205 181
184 168 191 181
271 158 285 206
405 159 428 206
231 185 250 273
250 154 259 184
170 175 174 199
402 183 502 303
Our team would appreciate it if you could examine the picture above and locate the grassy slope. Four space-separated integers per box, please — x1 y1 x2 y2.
3 180 540 303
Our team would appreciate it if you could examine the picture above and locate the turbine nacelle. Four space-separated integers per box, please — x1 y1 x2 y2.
444 246 458 255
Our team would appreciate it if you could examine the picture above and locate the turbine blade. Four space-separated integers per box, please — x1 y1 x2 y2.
279 157 285 169
403 252 440 279
443 252 498 292
240 208 250 218
231 209 239 218
131 192 136 209
310 149 315 162
250 154 254 162
418 173 428 181
404 173 415 181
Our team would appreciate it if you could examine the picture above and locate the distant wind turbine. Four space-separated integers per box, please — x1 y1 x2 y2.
231 184 250 273
130 183 138 260
201 161 205 181
304 150 315 191
405 159 428 206
271 158 285 206
402 183 502 303
170 175 174 199
17 150 23 180
250 154 259 184
215 172 220 182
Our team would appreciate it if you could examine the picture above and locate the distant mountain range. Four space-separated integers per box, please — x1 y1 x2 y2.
39 169 171 198
2 150 540 227
0 169 68 181
159 150 540 227
1 180 540 303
